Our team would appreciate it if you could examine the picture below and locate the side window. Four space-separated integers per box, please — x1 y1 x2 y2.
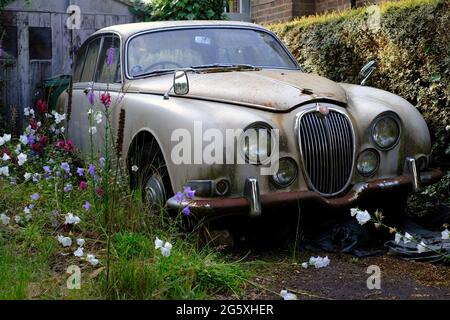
0 26 18 59
73 46 87 83
95 35 121 83
80 38 101 82
29 27 52 60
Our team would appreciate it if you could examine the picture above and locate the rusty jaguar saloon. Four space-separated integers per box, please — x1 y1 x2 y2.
58 21 442 219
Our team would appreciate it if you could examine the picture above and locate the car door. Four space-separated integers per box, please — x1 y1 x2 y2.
69 36 102 156
91 34 122 159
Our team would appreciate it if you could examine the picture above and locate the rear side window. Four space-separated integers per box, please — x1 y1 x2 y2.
95 35 121 83
80 38 101 82
73 46 87 82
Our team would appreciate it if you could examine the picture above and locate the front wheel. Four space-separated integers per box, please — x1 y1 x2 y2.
129 140 172 210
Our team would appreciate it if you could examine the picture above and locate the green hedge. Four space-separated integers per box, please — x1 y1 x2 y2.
269 0 450 168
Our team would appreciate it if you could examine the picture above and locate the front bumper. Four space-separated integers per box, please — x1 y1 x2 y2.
167 168 443 218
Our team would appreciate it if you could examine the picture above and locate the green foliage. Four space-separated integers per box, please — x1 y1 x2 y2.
132 0 226 21
269 0 450 202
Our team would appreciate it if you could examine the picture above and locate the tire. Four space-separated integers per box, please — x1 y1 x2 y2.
129 139 172 208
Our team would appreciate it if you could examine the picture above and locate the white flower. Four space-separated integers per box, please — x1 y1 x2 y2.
0 166 9 177
89 126 97 135
442 229 449 240
64 212 81 225
417 240 429 253
57 235 72 247
154 237 163 250
301 262 308 269
74 247 84 257
0 134 11 146
395 233 402 244
280 290 298 300
309 256 330 269
86 254 99 266
60 126 65 133
403 232 413 244
1 153 10 161
94 112 103 124
160 242 172 257
23 206 31 214
1 213 10 225
17 153 27 166
446 125 450 132
15 144 21 154
354 209 371 225
53 112 66 124
131 165 139 172
23 172 32 181
76 238 85 247
14 215 21 224
19 134 28 145
24 107 34 117
350 208 358 217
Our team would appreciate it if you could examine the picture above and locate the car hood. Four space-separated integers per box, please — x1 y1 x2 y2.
127 69 347 111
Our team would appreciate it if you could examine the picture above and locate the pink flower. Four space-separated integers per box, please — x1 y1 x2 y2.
100 92 111 108
36 99 48 113
79 180 88 190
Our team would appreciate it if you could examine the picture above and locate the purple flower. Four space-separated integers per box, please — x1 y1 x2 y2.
31 193 39 201
99 157 105 168
175 191 185 203
64 183 73 193
88 164 95 177
27 135 35 145
61 162 70 174
183 186 196 199
43 166 51 174
83 201 91 211
107 47 115 66
32 173 41 183
28 204 35 210
76 167 84 177
0 45 3 58
88 90 95 106
182 205 191 216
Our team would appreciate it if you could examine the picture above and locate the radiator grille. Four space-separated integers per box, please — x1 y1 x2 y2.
298 109 354 196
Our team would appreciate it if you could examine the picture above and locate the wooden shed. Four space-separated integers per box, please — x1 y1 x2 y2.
0 0 135 126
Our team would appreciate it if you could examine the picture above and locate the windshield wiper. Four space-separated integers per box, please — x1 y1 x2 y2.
190 63 260 71
132 68 177 78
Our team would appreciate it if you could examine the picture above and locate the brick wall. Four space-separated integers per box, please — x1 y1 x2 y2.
251 0 396 24
251 0 294 24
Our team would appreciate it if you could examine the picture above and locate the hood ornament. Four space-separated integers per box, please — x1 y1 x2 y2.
316 104 330 116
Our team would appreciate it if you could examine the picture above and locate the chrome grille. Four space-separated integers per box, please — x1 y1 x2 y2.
298 109 354 196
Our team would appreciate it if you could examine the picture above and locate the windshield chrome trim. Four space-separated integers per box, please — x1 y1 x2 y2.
123 25 302 80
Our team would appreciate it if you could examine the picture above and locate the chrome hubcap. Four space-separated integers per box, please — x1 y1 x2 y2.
144 174 166 205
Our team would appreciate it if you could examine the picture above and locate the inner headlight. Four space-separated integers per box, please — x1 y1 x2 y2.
240 123 273 164
357 149 380 176
371 113 401 150
272 157 298 187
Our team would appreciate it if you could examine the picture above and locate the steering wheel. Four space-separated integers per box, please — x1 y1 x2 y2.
143 61 183 73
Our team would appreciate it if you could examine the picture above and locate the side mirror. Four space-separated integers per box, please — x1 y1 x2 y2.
173 70 189 95
359 60 378 86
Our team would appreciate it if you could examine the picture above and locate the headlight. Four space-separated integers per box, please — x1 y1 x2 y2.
371 113 401 150
272 157 298 187
240 123 273 164
357 149 379 176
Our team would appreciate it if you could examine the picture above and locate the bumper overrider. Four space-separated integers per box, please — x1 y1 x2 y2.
167 158 443 218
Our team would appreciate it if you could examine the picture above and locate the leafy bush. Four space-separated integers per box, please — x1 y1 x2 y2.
269 0 450 202
132 0 226 21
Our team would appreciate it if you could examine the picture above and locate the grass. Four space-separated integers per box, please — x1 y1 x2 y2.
0 177 251 300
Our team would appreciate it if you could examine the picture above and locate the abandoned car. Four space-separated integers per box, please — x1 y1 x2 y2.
58 21 442 218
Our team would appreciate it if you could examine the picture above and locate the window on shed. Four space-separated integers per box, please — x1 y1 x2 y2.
0 26 18 59
29 27 52 60
95 35 121 84
80 38 101 82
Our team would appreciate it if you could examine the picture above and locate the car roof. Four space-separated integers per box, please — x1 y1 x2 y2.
93 20 267 39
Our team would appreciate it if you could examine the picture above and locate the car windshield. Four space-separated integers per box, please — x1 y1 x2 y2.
127 27 298 77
